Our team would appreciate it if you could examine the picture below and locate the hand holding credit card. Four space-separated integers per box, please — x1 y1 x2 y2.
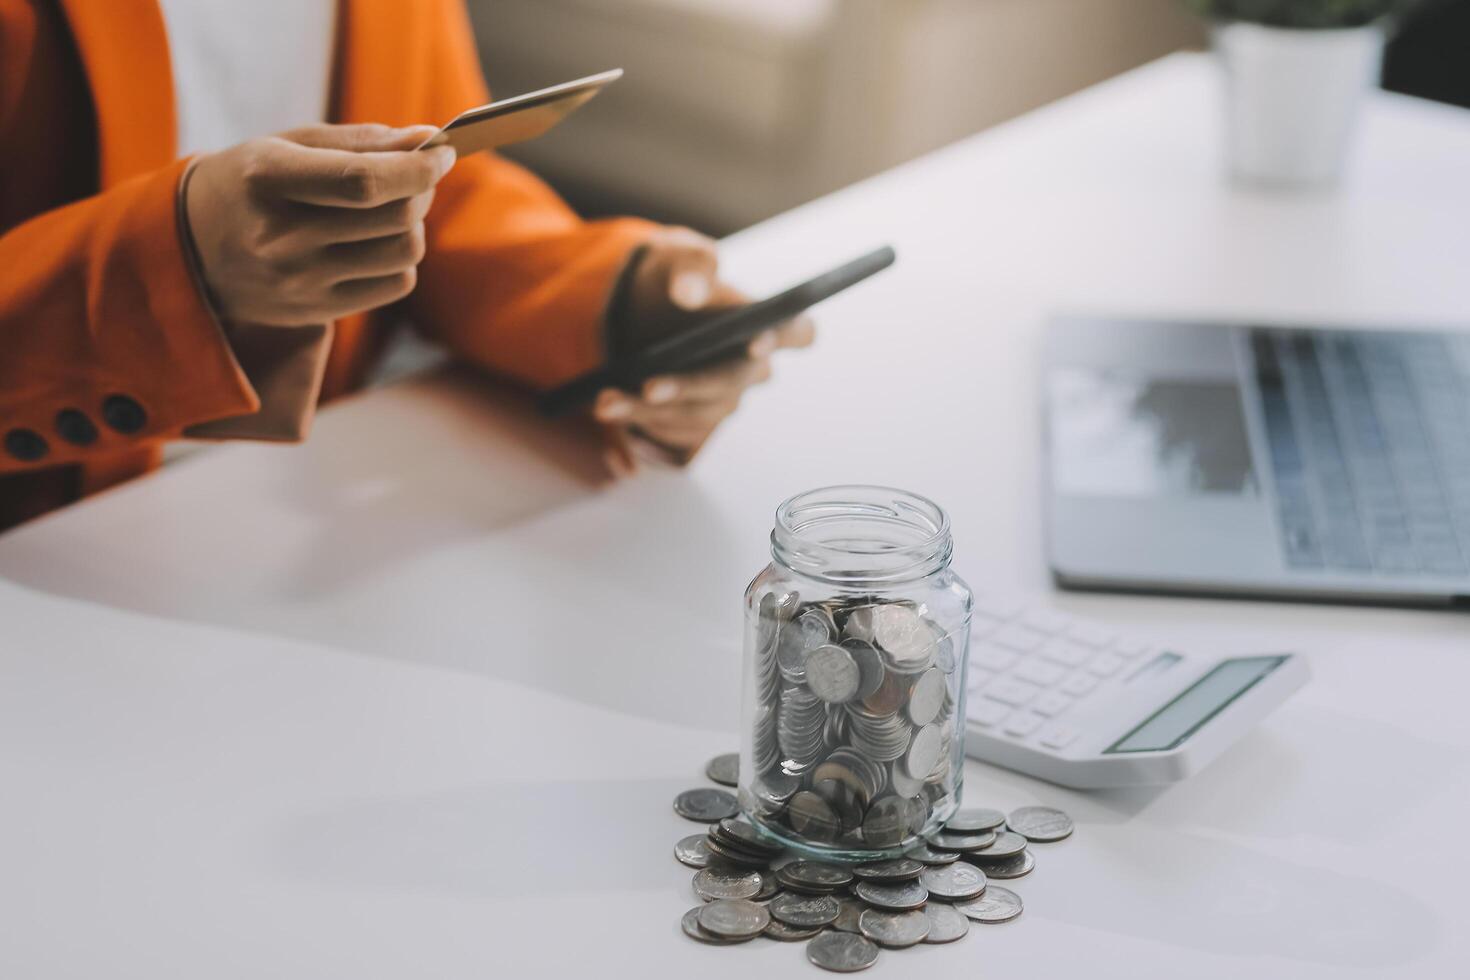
418 69 623 157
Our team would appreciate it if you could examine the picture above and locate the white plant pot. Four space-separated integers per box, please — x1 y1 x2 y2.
1213 21 1386 187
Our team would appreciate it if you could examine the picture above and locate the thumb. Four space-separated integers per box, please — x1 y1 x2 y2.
646 228 718 311
279 123 440 153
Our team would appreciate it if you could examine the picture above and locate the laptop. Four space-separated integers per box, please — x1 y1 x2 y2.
1043 317 1470 608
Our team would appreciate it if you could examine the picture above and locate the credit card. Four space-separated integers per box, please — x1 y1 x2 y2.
419 69 622 157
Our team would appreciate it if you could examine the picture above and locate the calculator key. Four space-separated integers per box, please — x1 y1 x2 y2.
1039 727 1080 749
1002 711 1046 737
1067 622 1115 647
965 668 996 693
983 678 1042 706
967 699 1011 727
974 594 1025 620
971 642 1019 672
1013 659 1065 687
992 624 1046 653
1039 638 1093 667
1111 638 1152 658
1030 691 1073 717
1087 653 1124 677
1021 607 1071 634
1060 673 1099 697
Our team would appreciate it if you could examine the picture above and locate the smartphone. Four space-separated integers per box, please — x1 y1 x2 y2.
538 245 897 417
420 69 623 157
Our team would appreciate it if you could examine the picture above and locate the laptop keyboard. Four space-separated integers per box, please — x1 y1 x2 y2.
1250 328 1470 577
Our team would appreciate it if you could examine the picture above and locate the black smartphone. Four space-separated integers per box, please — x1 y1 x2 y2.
538 245 896 417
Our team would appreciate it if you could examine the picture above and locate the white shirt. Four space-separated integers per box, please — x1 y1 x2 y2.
156 0 337 156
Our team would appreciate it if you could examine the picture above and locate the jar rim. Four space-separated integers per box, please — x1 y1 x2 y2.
771 485 953 583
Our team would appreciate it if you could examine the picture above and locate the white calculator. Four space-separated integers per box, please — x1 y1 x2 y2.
962 594 1310 788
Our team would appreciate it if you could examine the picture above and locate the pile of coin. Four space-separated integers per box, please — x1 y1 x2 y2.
745 593 962 851
675 756 1075 972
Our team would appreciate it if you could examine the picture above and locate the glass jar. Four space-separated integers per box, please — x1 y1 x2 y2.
738 485 973 861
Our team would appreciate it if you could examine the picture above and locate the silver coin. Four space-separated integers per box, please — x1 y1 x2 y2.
699 898 771 938
858 908 931 948
788 791 841 841
674 787 739 822
693 867 763 901
852 858 924 882
1007 805 1074 842
889 761 925 800
831 896 868 933
927 829 996 852
919 862 987 902
904 724 942 780
922 902 970 943
870 605 935 669
753 873 782 901
969 849 1034 880
906 668 945 727
969 830 1028 860
777 861 854 893
714 818 784 858
681 906 751 945
904 843 960 865
945 807 1007 833
853 879 929 911
806 644 862 704
764 917 823 942
770 892 841 928
842 638 886 701
860 796 910 847
806 931 880 973
705 837 771 869
705 752 739 787
955 885 1023 923
674 834 714 869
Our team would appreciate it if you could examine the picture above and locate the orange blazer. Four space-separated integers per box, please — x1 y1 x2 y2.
0 0 653 529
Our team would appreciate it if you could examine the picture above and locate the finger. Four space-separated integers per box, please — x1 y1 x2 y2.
279 123 440 153
253 140 455 208
773 313 817 349
601 424 638 479
329 269 418 314
287 189 436 246
640 355 772 405
320 225 426 283
598 389 740 438
642 227 719 311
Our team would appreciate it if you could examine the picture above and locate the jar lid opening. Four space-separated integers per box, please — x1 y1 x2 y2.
771 485 953 584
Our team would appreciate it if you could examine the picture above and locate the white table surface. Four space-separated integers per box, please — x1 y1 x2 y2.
2 54 1468 979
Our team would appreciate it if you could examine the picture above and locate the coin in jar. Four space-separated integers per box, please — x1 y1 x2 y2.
903 724 943 780
858 908 930 948
693 867 763 901
770 892 841 928
674 787 739 822
967 849 1034 880
945 807 1007 833
713 818 784 858
955 885 1023 923
805 644 862 704
919 862 987 901
788 791 841 840
681 906 750 945
704 752 739 787
705 836 770 869
860 796 910 848
698 898 771 939
922 902 970 943
764 918 823 942
842 638 886 701
906 668 946 727
852 858 924 882
853 879 929 911
777 861 854 893
674 834 714 868
1007 805 1075 842
806 931 880 973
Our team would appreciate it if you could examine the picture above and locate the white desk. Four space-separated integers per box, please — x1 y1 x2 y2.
2 55 1468 978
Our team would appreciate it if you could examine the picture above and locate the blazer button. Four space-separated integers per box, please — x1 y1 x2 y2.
55 408 100 446
4 428 50 462
101 394 148 434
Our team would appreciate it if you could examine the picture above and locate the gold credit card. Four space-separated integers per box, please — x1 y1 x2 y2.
420 69 622 157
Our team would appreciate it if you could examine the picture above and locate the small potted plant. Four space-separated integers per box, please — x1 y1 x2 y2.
1184 1 1418 186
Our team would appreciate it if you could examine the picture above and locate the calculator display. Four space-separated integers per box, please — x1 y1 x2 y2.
1104 655 1287 754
